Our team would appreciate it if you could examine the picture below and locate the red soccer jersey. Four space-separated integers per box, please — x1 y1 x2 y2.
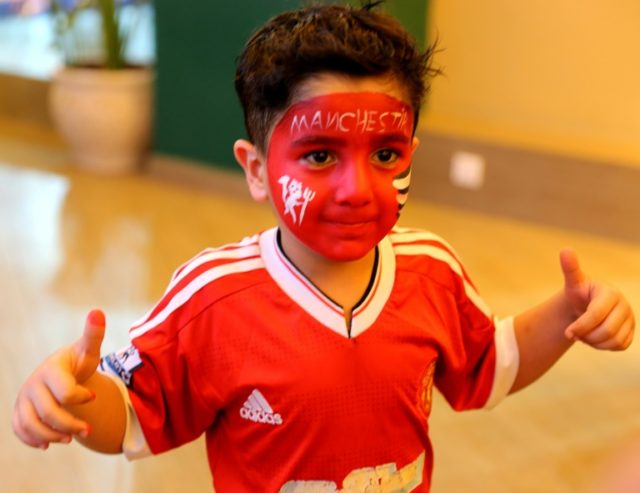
101 227 518 492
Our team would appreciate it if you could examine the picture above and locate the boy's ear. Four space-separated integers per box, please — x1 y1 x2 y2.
411 136 420 154
233 139 269 202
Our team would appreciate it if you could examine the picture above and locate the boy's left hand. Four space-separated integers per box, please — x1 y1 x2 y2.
560 248 635 350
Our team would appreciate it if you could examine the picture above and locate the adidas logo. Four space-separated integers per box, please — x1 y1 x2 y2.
240 389 283 426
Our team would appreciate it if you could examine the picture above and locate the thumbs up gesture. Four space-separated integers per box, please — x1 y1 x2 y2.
560 249 635 350
12 310 107 449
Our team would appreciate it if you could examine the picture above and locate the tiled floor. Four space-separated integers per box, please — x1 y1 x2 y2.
1 119 640 492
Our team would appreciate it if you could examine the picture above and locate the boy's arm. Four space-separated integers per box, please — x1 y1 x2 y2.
12 310 126 454
510 249 635 393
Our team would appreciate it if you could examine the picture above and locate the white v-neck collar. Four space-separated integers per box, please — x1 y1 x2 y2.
259 228 396 338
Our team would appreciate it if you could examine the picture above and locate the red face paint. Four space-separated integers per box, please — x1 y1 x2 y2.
267 92 414 261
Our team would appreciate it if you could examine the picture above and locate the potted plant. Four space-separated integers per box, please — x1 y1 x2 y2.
48 0 154 174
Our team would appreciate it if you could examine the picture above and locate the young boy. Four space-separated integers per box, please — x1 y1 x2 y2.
12 3 635 492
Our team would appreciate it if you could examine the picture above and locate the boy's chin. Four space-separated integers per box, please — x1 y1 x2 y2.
308 238 379 263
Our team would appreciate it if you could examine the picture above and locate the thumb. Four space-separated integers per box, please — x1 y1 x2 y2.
560 247 586 290
73 309 106 381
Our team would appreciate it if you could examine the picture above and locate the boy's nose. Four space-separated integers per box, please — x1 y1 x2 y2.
333 158 374 207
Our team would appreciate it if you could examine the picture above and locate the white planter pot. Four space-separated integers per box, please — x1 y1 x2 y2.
49 67 153 175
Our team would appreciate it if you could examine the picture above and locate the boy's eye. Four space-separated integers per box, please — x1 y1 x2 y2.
371 148 400 167
303 150 336 167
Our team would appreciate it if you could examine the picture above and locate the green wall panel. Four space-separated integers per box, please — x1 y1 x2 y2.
154 1 427 170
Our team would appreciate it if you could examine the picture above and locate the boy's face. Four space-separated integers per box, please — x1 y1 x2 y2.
265 75 418 262
266 77 415 261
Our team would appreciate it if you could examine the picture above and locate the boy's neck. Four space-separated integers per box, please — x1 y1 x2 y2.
277 227 377 314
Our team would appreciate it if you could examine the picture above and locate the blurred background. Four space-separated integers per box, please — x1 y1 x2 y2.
1 1 639 492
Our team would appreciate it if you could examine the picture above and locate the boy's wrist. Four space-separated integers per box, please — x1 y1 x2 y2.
558 291 584 333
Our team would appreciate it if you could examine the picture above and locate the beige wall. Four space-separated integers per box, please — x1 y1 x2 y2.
423 0 640 168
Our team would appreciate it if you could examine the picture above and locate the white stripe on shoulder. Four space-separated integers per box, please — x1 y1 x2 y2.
169 235 260 286
390 229 459 257
394 243 492 318
130 257 264 340
132 237 260 328
168 243 260 292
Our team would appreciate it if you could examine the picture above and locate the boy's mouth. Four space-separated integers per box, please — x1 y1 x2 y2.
320 219 378 238
321 216 378 227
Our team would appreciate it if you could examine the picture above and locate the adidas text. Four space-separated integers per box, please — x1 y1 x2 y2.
240 406 283 425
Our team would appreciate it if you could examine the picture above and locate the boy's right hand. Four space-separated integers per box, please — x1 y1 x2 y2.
12 309 106 449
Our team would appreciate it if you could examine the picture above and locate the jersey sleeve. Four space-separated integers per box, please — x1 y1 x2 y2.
428 244 519 411
99 240 263 458
100 311 220 457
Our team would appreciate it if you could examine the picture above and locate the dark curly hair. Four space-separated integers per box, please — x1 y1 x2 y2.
235 2 439 151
